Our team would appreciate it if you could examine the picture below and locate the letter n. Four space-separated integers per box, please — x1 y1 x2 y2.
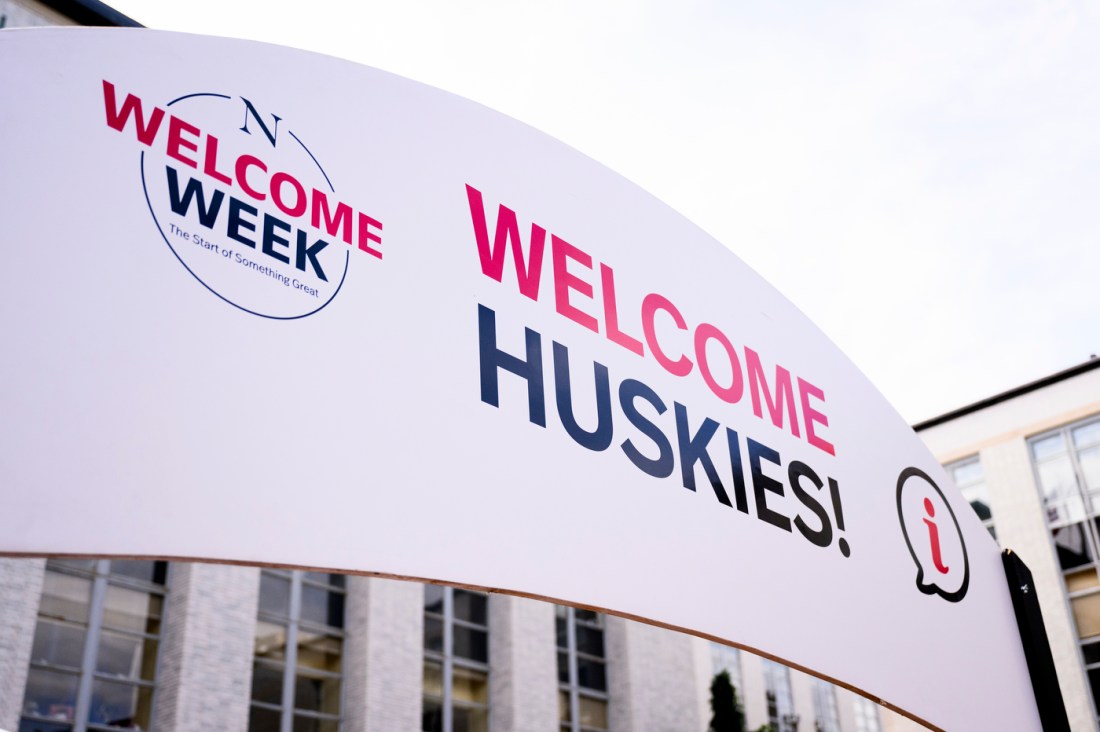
239 97 281 147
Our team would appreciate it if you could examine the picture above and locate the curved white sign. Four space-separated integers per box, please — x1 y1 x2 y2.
0 28 1039 731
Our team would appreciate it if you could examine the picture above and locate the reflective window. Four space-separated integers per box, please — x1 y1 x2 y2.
761 660 796 732
20 560 168 732
557 606 608 732
250 570 344 732
709 643 742 694
852 696 882 732
811 679 841 732
422 586 489 732
1030 415 1100 721
947 456 995 538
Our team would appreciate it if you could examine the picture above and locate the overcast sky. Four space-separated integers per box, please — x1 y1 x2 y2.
106 0 1100 423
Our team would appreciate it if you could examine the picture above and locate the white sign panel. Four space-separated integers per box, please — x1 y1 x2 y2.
0 29 1038 730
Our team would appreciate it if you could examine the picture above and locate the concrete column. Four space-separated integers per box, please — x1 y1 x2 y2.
835 688 858 732
878 702 932 732
488 593 557 732
0 557 46 731
152 562 260 732
605 616 700 732
342 575 371 732
789 669 816 732
692 638 716 730
343 576 423 732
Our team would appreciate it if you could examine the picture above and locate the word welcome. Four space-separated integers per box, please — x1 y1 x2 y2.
467 185 835 456
102 80 383 260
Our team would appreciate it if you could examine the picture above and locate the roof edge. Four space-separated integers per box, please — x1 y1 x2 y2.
913 356 1100 432
37 0 142 27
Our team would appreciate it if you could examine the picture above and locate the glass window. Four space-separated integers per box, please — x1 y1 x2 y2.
1032 430 1088 526
1073 592 1100 638
710 643 743 694
1030 415 1100 721
20 560 167 732
812 679 841 732
761 660 796 732
1054 523 1093 572
557 606 608 732
259 573 292 618
947 456 995 538
250 570 345 732
422 585 489 732
452 625 488 664
300 584 344 628
30 620 86 670
852 696 882 732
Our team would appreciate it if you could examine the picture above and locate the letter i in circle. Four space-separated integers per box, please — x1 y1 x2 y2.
922 498 950 574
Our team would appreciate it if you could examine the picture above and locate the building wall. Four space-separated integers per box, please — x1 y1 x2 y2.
0 558 46 731
487 594 557 732
605 616 700 731
349 576 424 732
918 364 1100 731
0 556 901 732
0 0 74 27
153 563 260 732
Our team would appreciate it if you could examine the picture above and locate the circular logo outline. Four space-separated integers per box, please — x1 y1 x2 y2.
896 466 970 603
140 91 349 320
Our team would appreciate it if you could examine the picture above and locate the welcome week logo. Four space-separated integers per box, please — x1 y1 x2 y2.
102 80 384 319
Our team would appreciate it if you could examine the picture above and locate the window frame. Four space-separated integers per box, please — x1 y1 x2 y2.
422 585 490 732
557 606 608 732
851 695 882 732
811 679 841 732
250 569 346 732
946 454 995 537
1029 415 1100 723
21 559 169 732
761 659 797 732
709 642 743 697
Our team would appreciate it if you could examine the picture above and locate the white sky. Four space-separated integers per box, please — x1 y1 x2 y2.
107 0 1100 423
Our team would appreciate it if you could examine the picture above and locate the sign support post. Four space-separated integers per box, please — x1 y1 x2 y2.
1003 549 1072 731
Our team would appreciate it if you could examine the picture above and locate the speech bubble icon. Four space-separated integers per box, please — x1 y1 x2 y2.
896 467 970 603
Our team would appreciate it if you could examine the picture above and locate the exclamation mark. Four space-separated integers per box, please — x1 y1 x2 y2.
829 478 850 557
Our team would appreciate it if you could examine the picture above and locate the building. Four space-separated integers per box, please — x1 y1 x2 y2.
0 0 137 29
6 358 1099 732
0 558 900 732
915 356 1100 731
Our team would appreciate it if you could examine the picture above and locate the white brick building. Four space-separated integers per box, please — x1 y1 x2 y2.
915 357 1100 731
7 356 1099 732
0 557 899 732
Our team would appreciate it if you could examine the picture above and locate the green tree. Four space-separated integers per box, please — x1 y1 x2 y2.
709 670 746 732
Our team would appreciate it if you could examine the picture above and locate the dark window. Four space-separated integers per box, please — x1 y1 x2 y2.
250 570 344 732
19 560 167 732
422 586 489 732
556 606 608 732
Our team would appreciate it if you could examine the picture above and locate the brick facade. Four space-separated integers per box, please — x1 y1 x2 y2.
0 558 45 731
152 562 261 732
488 594 557 732
0 558 907 732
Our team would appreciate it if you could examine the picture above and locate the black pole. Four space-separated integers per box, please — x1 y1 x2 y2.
1002 549 1071 731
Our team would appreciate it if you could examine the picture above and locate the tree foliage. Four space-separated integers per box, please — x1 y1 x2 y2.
709 670 747 732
